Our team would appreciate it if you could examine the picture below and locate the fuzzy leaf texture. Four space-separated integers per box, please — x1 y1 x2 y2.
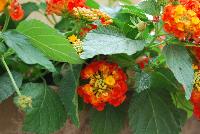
129 88 185 134
17 83 67 134
0 71 23 102
81 26 146 59
90 105 126 134
16 20 83 64
3 31 56 72
163 45 194 99
119 5 147 20
59 64 82 127
135 71 151 93
139 0 161 16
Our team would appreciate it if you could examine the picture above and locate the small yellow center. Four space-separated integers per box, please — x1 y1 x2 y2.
89 73 115 97
68 35 78 43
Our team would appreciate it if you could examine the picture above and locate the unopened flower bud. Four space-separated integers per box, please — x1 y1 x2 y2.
17 95 32 110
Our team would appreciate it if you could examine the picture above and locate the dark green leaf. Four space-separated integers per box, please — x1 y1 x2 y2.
18 83 67 134
81 26 146 59
59 64 82 127
0 42 7 55
108 54 135 67
163 45 194 99
17 20 83 64
22 2 39 19
90 105 126 134
172 91 193 118
3 30 56 72
55 18 75 33
129 88 182 134
0 71 23 102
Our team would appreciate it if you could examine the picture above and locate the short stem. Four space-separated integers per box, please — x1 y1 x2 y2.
51 14 57 24
1 56 21 96
2 13 10 32
45 15 55 25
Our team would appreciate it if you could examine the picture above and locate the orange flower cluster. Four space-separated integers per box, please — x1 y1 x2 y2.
78 61 127 111
72 7 113 26
0 0 24 21
46 0 86 15
191 68 200 120
162 0 200 44
8 0 24 21
0 0 7 12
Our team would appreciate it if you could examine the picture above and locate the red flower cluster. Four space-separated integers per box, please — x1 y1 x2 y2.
46 0 86 15
162 0 200 44
135 56 149 69
8 0 24 21
191 46 200 62
77 61 128 111
191 68 200 120
80 24 98 36
191 90 200 120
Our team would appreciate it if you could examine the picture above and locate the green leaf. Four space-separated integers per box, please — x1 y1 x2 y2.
38 2 46 11
59 64 82 127
86 0 100 9
0 71 23 102
108 54 135 67
119 0 132 4
139 0 161 16
17 20 83 64
22 2 39 19
129 88 182 134
90 105 126 134
3 30 56 72
0 42 7 55
120 5 147 20
151 68 181 91
172 91 193 118
81 26 146 59
163 45 194 99
18 83 67 134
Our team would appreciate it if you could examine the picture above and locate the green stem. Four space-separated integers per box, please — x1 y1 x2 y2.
149 23 164 44
51 14 57 24
2 13 10 32
1 56 21 96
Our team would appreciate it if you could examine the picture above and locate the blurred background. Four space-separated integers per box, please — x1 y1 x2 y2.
0 0 200 134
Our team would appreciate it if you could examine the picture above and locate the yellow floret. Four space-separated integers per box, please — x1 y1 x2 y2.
192 17 200 25
175 5 186 15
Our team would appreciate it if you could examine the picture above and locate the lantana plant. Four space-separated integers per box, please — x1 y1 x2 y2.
0 0 200 134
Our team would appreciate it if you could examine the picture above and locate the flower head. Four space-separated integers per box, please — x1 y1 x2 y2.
78 61 127 111
72 7 113 25
46 0 86 15
162 0 200 43
17 95 32 110
191 46 200 61
191 68 200 120
68 34 83 55
0 0 7 12
8 0 24 21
